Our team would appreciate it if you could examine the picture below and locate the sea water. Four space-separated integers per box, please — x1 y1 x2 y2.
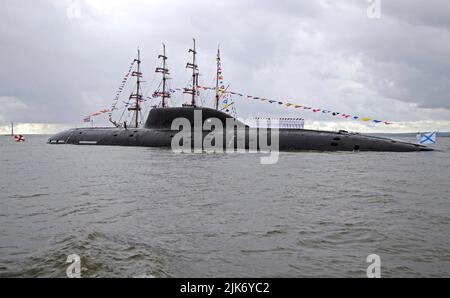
0 135 449 277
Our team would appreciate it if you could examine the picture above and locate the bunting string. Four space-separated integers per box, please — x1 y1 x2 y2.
110 59 137 113
86 85 392 125
197 86 392 125
216 51 237 117
84 58 140 124
85 83 392 126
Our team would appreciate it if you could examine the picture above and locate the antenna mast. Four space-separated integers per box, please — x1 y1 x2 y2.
155 44 170 108
11 122 14 136
184 39 198 107
129 48 142 127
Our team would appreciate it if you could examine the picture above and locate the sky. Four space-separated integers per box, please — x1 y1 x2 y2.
0 0 449 134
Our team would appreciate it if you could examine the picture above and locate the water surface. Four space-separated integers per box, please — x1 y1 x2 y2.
0 135 449 277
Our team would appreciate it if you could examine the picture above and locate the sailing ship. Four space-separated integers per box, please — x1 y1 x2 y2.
2 122 15 137
47 40 432 152
6 122 26 142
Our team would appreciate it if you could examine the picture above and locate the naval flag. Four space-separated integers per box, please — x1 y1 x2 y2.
418 131 437 145
14 135 25 142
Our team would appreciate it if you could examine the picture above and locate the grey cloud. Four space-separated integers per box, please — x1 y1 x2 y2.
0 0 449 131
381 0 450 29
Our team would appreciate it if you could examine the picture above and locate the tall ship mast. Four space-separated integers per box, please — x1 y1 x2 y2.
183 39 199 107
155 44 170 108
215 48 237 117
215 47 221 110
128 49 143 127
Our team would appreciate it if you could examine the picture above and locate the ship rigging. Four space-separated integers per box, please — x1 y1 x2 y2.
154 44 170 108
183 39 199 107
128 49 143 128
99 40 392 130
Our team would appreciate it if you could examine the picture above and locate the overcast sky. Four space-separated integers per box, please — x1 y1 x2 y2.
1 0 449 134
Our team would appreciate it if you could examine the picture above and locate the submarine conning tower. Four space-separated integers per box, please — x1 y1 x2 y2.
144 106 245 129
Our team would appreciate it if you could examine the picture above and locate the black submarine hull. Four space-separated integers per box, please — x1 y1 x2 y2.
47 107 432 152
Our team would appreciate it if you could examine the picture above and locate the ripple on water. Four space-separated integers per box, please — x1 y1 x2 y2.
0 230 173 278
8 193 50 199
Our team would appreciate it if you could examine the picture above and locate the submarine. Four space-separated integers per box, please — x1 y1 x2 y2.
47 41 432 152
48 106 431 152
